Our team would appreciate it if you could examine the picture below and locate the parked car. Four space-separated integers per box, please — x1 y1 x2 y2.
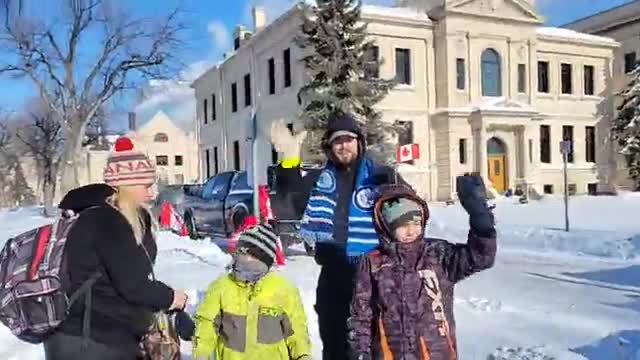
154 166 321 252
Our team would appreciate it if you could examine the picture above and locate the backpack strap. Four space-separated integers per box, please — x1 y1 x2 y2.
67 271 102 349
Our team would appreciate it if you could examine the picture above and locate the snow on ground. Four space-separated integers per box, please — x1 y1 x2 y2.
1 195 640 359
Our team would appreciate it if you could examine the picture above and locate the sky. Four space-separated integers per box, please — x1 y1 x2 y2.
0 0 633 131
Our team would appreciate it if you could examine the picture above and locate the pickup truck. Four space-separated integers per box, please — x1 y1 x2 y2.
164 166 321 249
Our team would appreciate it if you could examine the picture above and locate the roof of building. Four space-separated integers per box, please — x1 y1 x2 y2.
563 0 640 35
536 27 618 47
360 5 431 22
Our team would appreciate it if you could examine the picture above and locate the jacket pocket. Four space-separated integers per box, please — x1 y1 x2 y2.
215 311 247 352
257 306 292 344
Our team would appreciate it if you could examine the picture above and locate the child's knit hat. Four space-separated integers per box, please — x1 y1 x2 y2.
103 137 156 187
381 197 423 231
237 223 279 267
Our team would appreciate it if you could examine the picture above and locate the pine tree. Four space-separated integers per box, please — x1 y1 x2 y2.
296 0 398 164
612 65 640 191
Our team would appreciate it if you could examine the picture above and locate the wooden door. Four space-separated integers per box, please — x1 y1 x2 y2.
487 155 506 192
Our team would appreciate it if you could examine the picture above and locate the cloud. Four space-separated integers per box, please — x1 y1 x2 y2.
207 20 231 50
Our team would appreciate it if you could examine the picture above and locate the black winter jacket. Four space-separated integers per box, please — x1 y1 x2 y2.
275 114 407 267
56 184 174 354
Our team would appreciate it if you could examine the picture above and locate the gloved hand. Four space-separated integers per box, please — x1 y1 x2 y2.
174 310 196 341
456 174 495 237
270 119 307 163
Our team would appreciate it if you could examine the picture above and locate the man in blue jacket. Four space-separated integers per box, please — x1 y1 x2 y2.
271 113 406 360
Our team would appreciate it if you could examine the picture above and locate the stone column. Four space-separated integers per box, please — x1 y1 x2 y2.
470 112 488 182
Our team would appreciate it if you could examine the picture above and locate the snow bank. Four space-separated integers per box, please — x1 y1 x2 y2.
0 207 53 248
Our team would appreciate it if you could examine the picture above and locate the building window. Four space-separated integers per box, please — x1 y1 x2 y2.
364 45 380 79
231 82 238 113
625 52 637 73
395 48 412 85
568 184 577 196
528 139 533 163
538 61 549 93
459 138 467 164
543 184 554 194
203 99 208 125
233 140 240 171
284 48 292 88
205 149 211 178
175 174 184 184
481 49 502 97
268 58 276 95
154 133 169 143
584 65 595 96
585 126 596 163
561 63 573 94
518 63 526 93
562 125 574 163
587 183 597 195
211 94 216 121
396 120 414 164
234 37 240 50
456 58 465 90
174 155 183 166
156 155 168 166
244 73 252 107
540 125 551 164
213 146 219 175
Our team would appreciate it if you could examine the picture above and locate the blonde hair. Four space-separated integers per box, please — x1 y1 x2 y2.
108 186 146 245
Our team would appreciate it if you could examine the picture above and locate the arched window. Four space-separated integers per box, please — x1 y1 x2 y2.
481 49 502 97
154 133 169 143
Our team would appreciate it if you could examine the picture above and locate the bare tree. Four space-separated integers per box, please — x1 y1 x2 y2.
0 0 187 195
14 110 63 215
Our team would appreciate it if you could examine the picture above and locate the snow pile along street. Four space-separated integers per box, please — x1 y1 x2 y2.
0 195 639 359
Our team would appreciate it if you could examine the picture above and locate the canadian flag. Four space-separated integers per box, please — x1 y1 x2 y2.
396 144 420 163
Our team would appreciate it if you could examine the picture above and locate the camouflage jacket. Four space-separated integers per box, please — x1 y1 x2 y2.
348 184 497 360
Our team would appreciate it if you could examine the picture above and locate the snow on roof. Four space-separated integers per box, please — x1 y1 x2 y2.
361 5 431 22
537 27 617 45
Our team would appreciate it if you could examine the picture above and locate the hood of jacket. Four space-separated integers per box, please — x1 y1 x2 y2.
58 183 116 212
373 183 430 251
321 113 367 164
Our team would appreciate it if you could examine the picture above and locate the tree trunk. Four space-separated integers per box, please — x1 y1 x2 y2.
42 162 58 217
58 119 88 196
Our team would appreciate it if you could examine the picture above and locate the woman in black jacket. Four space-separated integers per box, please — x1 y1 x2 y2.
44 137 189 360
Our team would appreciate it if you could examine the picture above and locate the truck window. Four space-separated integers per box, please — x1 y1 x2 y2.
229 172 251 195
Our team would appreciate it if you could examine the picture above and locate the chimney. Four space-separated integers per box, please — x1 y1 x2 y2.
252 7 267 32
128 112 136 131
234 25 252 50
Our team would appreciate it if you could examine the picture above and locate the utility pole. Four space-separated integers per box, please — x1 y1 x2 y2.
560 140 571 232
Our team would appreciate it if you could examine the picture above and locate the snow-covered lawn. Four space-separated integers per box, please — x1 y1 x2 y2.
1 195 639 359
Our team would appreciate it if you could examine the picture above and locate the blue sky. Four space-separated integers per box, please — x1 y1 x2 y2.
0 0 632 129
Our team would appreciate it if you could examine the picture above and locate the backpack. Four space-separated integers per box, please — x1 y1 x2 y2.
0 209 101 344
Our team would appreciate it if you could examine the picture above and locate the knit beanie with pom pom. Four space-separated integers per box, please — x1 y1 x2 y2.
103 137 156 187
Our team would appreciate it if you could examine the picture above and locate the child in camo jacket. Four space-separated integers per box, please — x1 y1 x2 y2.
348 180 497 360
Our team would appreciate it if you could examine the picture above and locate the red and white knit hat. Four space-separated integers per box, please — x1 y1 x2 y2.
103 137 156 187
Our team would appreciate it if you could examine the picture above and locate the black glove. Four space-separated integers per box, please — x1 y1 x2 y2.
456 174 495 237
174 310 196 341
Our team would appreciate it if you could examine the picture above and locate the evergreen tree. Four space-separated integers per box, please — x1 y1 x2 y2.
296 0 398 164
612 65 640 190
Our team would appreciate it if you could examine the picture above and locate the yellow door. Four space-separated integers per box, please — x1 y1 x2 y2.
487 155 506 192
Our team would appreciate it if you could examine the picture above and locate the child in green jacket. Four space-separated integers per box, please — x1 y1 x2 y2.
193 223 312 360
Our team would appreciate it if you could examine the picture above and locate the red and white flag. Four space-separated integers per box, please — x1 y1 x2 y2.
396 144 420 163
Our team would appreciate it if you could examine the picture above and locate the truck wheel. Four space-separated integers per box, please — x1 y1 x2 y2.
304 242 315 257
184 212 200 240
232 209 248 232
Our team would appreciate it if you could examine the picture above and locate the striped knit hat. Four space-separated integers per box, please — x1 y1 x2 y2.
237 223 279 267
103 137 156 187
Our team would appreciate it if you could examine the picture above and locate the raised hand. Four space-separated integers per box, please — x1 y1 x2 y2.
270 119 308 160
456 174 495 236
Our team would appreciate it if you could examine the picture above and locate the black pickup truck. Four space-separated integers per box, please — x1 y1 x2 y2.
163 165 321 249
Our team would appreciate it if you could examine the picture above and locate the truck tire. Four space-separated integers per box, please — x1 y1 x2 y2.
231 209 248 232
184 211 200 240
